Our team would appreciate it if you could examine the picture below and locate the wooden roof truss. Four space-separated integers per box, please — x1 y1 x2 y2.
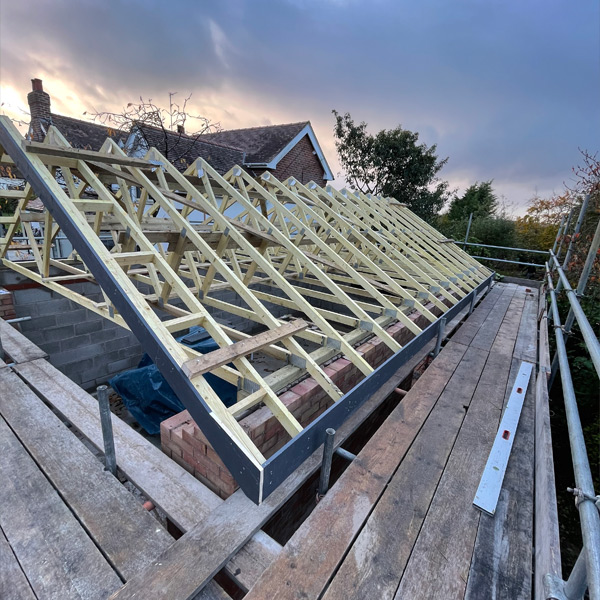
0 116 492 501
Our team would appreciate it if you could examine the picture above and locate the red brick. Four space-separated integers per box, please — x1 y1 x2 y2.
171 451 193 474
171 430 194 455
292 378 319 397
206 446 227 471
324 366 336 378
182 426 205 452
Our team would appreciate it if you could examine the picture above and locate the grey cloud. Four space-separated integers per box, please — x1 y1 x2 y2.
1 0 597 209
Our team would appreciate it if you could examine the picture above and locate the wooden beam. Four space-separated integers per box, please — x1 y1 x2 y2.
23 141 154 169
183 319 308 379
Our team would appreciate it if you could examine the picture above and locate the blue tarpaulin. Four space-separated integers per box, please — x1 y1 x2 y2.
110 327 237 435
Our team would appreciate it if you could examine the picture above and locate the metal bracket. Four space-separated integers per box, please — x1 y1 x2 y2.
358 320 374 332
325 337 342 350
289 354 307 369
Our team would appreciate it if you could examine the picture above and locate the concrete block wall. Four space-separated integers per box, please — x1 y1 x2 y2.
0 268 298 391
0 269 143 390
161 299 446 498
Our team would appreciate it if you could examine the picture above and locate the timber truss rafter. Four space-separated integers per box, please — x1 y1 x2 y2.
0 116 492 501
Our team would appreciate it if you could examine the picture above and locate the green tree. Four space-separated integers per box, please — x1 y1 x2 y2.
332 110 450 222
446 181 497 221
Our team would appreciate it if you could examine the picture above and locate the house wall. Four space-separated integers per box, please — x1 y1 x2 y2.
265 135 327 186
0 287 16 320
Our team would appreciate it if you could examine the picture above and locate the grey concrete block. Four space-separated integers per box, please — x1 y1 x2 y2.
117 346 142 361
56 358 95 380
44 324 75 342
51 344 101 367
22 330 45 345
59 335 92 351
107 357 136 373
63 369 83 385
20 315 56 333
13 287 51 304
39 341 61 355
80 365 111 383
14 302 39 318
55 309 88 326
104 335 138 351
96 350 122 365
37 299 71 316
74 320 103 335
96 326 132 343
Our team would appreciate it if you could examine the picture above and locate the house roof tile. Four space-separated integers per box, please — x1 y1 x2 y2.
201 121 309 164
135 124 246 174
50 114 126 150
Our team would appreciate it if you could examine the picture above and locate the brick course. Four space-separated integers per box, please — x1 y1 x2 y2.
161 300 447 498
0 288 16 320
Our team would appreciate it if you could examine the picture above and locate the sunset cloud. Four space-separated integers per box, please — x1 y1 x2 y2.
0 0 597 212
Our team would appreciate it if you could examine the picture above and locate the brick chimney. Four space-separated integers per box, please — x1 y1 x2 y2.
27 78 51 142
177 124 185 134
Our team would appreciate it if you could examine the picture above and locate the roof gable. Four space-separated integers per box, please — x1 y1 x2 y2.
202 121 333 180
202 122 309 164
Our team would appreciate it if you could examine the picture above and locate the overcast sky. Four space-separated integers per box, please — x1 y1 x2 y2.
1 0 598 214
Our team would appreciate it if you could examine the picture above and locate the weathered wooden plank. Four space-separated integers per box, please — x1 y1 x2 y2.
469 284 518 351
183 319 308 379
322 345 490 600
465 356 535 599
108 447 335 600
393 292 525 599
244 341 470 600
0 368 172 580
224 530 282 593
513 288 538 363
0 416 122 600
14 358 222 529
450 283 503 346
24 140 153 169
533 370 562 599
0 526 37 600
12 358 273 592
0 318 47 363
110 341 470 600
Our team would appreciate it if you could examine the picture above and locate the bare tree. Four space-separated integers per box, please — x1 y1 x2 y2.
87 93 221 164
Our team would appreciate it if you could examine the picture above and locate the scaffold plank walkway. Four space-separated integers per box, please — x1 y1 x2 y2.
243 282 537 600
0 281 540 599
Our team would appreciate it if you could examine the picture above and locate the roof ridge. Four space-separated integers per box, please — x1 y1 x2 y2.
51 112 124 132
203 121 310 137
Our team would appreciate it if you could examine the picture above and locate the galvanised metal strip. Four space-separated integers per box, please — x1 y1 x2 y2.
473 361 534 516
